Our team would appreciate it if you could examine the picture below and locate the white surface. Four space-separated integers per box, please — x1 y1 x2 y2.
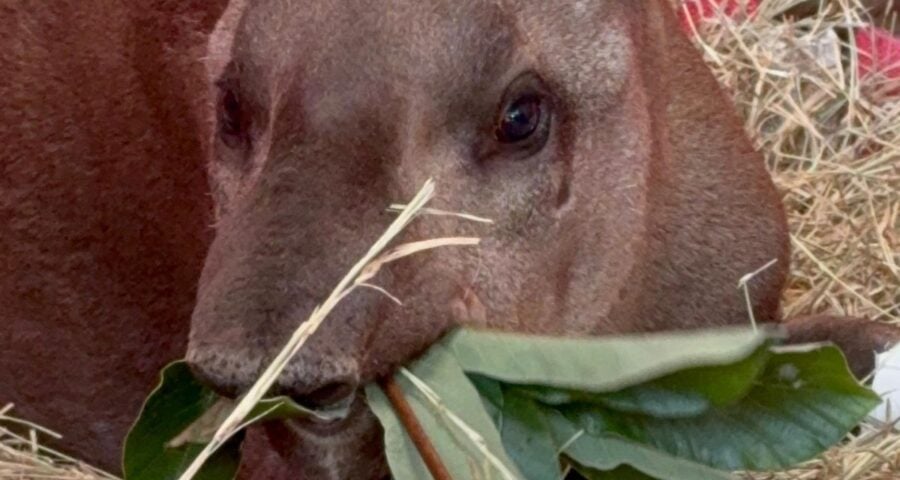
869 343 900 426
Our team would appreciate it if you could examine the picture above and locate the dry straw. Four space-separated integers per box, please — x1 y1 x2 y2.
685 0 899 325
0 403 116 480
2 0 899 478
686 0 900 477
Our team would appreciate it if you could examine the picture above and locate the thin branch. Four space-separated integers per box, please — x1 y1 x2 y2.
379 376 452 480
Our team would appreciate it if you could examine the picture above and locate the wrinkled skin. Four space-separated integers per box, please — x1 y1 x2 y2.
2 0 899 478
185 0 898 478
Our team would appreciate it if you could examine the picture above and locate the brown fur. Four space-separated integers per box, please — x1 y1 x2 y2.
188 0 790 399
786 316 900 378
188 0 899 477
2 0 898 478
0 0 226 471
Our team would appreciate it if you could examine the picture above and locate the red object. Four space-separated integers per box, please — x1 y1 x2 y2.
678 0 760 33
855 26 900 80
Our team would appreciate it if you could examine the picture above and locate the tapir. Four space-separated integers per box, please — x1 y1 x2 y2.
1 0 897 478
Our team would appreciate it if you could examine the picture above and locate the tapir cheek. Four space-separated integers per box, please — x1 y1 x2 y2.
353 288 457 379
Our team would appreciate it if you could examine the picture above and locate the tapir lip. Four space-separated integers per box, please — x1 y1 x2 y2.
286 391 366 435
285 415 349 436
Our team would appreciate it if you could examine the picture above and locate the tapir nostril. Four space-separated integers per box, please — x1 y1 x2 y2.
292 380 358 409
187 360 245 399
184 349 266 400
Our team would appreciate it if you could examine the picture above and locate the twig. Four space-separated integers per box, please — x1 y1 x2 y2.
400 368 520 480
379 376 452 480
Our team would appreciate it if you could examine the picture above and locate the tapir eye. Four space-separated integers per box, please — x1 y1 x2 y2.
216 82 250 149
496 95 543 143
491 73 552 154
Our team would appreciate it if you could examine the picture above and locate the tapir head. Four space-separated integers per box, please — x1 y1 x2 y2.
186 0 788 476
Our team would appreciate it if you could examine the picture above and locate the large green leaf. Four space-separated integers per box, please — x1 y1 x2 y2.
512 345 771 418
561 432 733 480
123 361 349 480
122 362 241 480
570 463 658 480
366 344 524 480
129 328 876 480
446 327 772 392
476 379 733 480
449 329 875 475
556 345 879 471
476 380 562 480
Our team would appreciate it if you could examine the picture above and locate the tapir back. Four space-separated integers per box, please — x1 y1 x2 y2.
0 0 224 471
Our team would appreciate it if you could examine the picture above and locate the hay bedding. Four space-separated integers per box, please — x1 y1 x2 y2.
688 1 900 477
0 404 115 479
682 0 899 326
2 0 898 478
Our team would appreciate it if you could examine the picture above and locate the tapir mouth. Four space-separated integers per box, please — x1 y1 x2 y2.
286 391 364 435
250 392 388 479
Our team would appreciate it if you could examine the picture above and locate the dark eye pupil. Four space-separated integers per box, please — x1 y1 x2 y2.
221 91 241 133
218 89 247 148
496 96 541 143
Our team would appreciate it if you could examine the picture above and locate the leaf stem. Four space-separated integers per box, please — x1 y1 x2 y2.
379 376 452 480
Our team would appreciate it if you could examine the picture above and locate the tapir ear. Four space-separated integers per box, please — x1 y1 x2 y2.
626 0 741 128
612 0 790 330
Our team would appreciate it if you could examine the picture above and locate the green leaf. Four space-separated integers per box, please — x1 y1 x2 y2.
365 344 524 480
570 461 673 480
446 327 773 392
132 328 875 480
253 395 351 423
545 409 733 480
122 362 241 480
514 345 771 418
478 383 562 480
123 361 348 480
474 384 731 480
451 329 875 474
559 345 880 471
164 395 350 448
